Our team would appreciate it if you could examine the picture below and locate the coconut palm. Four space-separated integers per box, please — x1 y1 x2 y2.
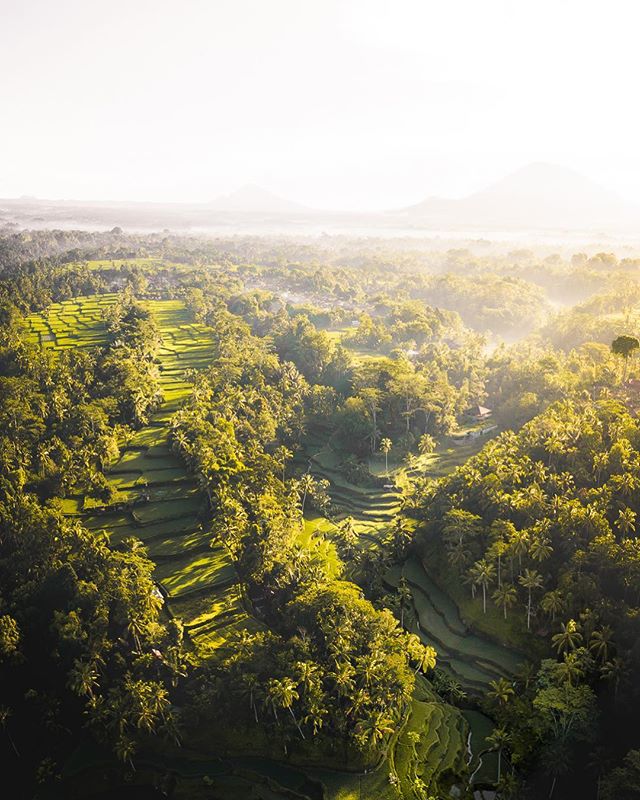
557 652 584 686
488 537 509 587
600 656 628 700
418 433 436 456
68 659 99 699
447 541 472 573
297 472 316 514
274 445 292 484
471 559 496 614
380 437 393 477
552 619 583 654
492 583 517 620
487 677 515 707
541 589 565 623
355 712 395 748
589 625 614 664
519 568 543 631
487 727 511 782
266 677 304 738
398 577 412 627
615 507 636 539
509 528 530 576
529 536 553 563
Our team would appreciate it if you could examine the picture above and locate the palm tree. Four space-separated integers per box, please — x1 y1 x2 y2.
487 727 511 782
447 541 472 573
529 536 553 563
487 677 515 707
239 673 261 722
359 387 382 454
398 577 412 627
541 589 565 623
492 583 517 620
519 568 543 631
68 659 99 699
355 712 395 748
297 472 316 514
471 559 496 613
0 706 19 757
489 537 509 587
418 433 436 456
600 656 628 700
616 507 636 539
611 334 640 383
274 445 292 484
589 625 614 664
509 528 530 576
551 619 583 654
407 634 437 674
266 677 304 738
557 652 584 686
380 437 392 477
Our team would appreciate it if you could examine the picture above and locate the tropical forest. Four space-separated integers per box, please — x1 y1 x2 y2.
2 227 640 800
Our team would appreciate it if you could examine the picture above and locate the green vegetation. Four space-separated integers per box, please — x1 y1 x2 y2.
4 230 640 798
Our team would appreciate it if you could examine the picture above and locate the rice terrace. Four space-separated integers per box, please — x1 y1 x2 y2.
6 5 640 792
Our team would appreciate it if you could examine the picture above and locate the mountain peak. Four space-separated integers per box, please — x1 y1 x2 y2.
208 184 307 213
401 163 632 230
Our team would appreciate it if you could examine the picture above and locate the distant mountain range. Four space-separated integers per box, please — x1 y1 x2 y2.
1 163 636 232
207 184 309 214
396 162 635 229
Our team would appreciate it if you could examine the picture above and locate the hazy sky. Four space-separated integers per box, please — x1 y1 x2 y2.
2 0 640 210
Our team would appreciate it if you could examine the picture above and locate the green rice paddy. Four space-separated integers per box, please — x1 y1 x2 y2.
35 290 509 795
25 294 256 655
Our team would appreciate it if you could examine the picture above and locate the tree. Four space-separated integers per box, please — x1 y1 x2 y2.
612 335 640 383
616 507 636 539
589 626 614 664
487 677 515 707
359 388 382 454
600 656 628 701
530 536 553 563
509 528 530 576
557 652 585 686
297 472 316 514
266 677 304 738
492 583 517 619
355 712 395 748
519 568 543 630
418 433 436 456
471 559 496 613
398 577 412 628
380 437 392 477
552 619 583 654
487 727 511 783
274 445 292 484
541 590 565 623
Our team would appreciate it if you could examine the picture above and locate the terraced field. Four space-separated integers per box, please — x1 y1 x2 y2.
36 296 506 795
386 556 523 695
23 293 115 350
298 433 402 547
25 295 255 654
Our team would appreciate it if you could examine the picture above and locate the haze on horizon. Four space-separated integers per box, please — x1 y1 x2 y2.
3 0 640 212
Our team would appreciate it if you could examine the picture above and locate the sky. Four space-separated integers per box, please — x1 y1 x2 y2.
2 0 640 211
